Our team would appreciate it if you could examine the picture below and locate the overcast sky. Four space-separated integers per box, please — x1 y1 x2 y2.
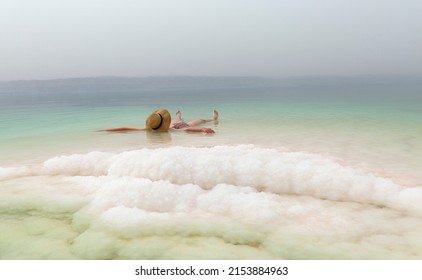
0 0 421 81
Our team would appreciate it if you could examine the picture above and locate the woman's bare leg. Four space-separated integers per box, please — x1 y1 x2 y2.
187 110 219 127
170 110 183 127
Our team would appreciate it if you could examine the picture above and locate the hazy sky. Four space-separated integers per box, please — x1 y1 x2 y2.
1 0 421 80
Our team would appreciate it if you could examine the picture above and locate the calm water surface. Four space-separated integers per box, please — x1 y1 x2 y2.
1 85 421 259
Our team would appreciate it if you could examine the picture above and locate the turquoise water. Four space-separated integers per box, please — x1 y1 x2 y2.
1 85 422 259
2 87 421 184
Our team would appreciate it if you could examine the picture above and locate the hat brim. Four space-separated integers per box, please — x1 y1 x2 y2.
146 109 171 132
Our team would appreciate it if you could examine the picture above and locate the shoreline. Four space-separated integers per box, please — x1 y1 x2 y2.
1 144 422 260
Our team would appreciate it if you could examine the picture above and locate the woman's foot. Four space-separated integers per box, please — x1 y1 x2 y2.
213 110 219 120
213 110 219 124
175 110 182 121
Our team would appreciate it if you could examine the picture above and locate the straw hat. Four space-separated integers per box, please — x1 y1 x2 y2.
146 109 171 132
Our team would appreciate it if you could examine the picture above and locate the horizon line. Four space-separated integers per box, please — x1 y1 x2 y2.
2 74 422 83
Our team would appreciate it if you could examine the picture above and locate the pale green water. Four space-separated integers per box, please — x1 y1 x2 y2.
1 85 422 259
1 87 421 184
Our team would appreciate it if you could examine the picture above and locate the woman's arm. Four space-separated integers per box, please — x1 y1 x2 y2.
97 127 147 132
183 127 215 133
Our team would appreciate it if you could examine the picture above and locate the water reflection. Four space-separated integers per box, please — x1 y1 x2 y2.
146 131 172 143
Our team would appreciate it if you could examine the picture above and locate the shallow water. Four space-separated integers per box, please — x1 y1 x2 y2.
1 85 421 259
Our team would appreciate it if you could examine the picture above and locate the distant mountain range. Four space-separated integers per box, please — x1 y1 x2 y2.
0 76 421 94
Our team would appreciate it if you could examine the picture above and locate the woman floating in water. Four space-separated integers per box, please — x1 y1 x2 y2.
99 108 218 134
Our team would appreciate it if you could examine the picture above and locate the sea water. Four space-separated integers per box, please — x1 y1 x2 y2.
1 84 422 259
